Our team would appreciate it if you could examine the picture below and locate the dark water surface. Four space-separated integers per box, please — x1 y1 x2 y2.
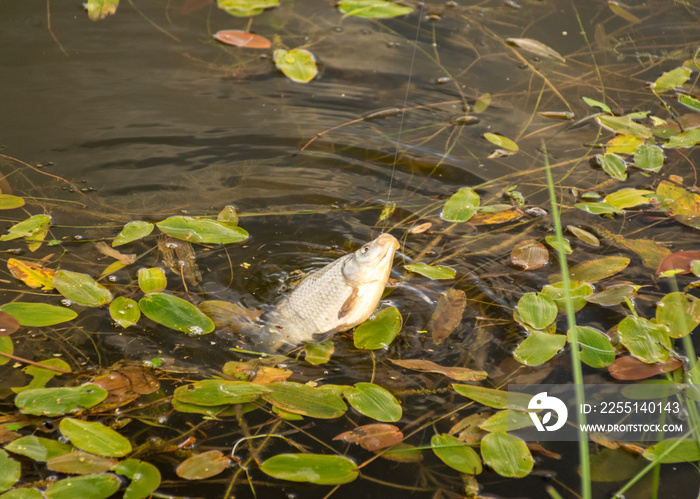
2 0 700 497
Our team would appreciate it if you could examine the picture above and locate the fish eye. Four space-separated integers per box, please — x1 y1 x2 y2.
360 245 370 254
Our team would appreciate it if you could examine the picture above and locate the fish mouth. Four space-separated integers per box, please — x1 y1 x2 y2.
374 233 400 253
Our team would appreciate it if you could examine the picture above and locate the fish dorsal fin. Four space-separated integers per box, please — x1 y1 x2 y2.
337 287 359 320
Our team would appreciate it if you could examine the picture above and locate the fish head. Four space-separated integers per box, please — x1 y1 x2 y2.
341 233 399 286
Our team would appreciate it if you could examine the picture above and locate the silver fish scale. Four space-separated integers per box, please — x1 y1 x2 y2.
271 254 354 343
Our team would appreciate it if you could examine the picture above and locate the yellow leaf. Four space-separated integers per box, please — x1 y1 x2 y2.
605 134 644 155
7 258 55 290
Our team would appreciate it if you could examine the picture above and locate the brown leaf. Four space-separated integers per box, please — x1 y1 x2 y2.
431 289 467 344
608 1 641 24
214 30 272 49
222 361 292 384
608 355 681 380
95 241 136 265
528 442 562 460
89 365 160 411
656 250 700 275
505 37 565 62
390 358 487 381
510 239 548 270
7 258 55 290
409 222 432 234
176 450 230 480
333 424 403 451
0 312 19 336
469 208 523 225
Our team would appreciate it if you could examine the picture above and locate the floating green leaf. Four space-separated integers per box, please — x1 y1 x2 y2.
0 488 44 499
404 263 456 280
656 180 700 229
304 339 334 365
655 292 700 338
263 382 347 419
4 436 73 462
453 384 531 410
678 94 700 112
0 215 51 242
516 293 557 330
0 195 24 210
12 359 71 393
582 97 611 114
84 0 119 20
0 450 20 493
0 301 78 327
217 0 278 16
552 256 630 283
138 267 167 293
643 441 700 463
664 127 700 149
634 144 664 172
260 454 358 485
484 132 518 151
604 189 654 209
60 418 132 457
431 434 482 474
652 67 691 93
44 473 120 499
47 451 117 475
586 283 639 306
441 187 480 222
597 153 627 180
617 316 671 364
513 331 566 366
139 293 215 335
541 281 593 313
480 409 534 433
217 205 239 226
574 202 624 215
54 270 113 307
595 115 653 138
545 235 572 254
113 221 154 247
173 380 269 406
345 383 402 422
568 326 615 368
112 459 161 499
353 306 402 350
337 0 412 18
15 384 108 416
176 451 230 480
480 432 533 478
273 49 318 83
109 296 140 328
0 336 11 366
156 216 248 245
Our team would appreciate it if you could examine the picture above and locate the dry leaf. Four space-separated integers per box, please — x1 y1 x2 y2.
608 355 681 380
431 289 467 344
7 258 55 290
469 208 523 225
333 424 403 451
510 240 548 270
390 358 487 381
506 37 565 62
95 241 137 265
656 250 700 275
213 30 272 49
409 222 432 234
222 361 292 384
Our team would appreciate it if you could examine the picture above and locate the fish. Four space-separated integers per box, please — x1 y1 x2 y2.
265 233 400 348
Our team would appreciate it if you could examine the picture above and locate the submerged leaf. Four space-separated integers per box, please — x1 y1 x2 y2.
177 451 230 480
47 451 117 475
304 339 335 365
597 153 627 180
4 435 73 462
260 454 358 484
483 132 518 151
552 256 630 283
431 289 466 344
608 356 681 380
586 283 639 306
273 49 318 83
608 1 641 23
390 358 487 381
84 0 119 21
213 30 271 49
652 67 691 94
337 0 413 18
595 115 652 139
0 194 24 210
510 240 548 270
656 250 700 275
333 424 403 451
567 226 600 246
505 37 565 62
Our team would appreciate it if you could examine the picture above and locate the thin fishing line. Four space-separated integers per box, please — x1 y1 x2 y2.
387 5 424 202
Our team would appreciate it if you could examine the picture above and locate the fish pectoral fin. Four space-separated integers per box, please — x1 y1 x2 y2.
337 288 360 320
